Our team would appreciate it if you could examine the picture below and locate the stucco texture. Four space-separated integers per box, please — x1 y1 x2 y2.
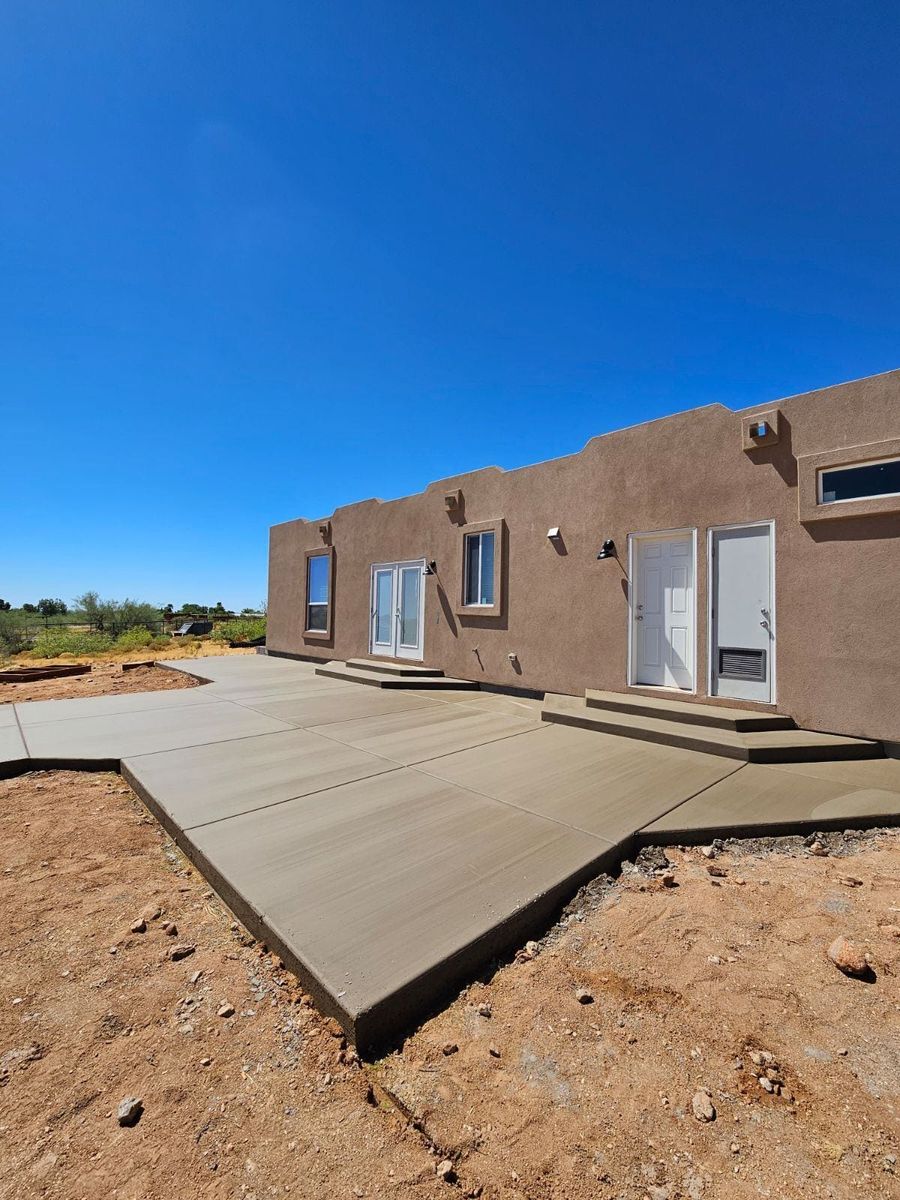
267 370 900 743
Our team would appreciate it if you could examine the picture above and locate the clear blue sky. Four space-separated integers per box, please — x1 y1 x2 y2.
3 2 899 610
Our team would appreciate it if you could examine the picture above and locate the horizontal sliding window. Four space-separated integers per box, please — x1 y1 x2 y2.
464 530 495 606
306 554 330 631
818 456 900 505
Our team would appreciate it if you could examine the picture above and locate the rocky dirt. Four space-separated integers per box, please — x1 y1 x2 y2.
0 663 200 704
1 770 898 1200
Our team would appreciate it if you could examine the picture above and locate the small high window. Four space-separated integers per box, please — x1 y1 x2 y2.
464 530 495 606
818 456 900 505
306 554 330 631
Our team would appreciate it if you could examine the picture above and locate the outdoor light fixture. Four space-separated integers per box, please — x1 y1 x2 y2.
596 538 616 560
424 561 437 575
546 526 561 539
750 421 769 439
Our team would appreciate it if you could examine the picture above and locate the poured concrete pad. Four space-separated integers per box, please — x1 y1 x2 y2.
125 728 396 827
243 688 439 727
421 723 741 841
15 686 224 725
310 704 542 766
0 723 27 764
640 762 900 841
178 768 617 1048
763 757 900 793
0 706 19 727
24 701 293 762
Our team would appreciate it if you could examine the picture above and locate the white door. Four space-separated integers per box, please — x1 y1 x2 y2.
369 560 425 661
711 524 774 703
633 533 695 690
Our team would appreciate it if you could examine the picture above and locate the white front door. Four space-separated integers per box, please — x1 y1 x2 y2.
711 524 774 703
369 560 425 661
632 533 695 690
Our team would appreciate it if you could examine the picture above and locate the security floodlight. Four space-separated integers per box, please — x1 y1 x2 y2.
596 538 616 560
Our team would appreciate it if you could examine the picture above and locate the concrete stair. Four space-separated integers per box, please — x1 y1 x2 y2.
346 658 444 677
315 661 480 691
542 691 883 763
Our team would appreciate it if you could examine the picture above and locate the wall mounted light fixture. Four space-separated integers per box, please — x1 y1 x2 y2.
546 526 561 539
596 538 616 560
424 561 437 575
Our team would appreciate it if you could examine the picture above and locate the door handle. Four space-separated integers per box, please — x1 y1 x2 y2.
635 615 643 621
760 620 769 628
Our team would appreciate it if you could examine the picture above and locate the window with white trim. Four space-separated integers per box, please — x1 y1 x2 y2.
463 530 495 606
306 554 330 631
818 456 900 505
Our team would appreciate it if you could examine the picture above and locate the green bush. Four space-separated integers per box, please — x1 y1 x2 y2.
211 617 266 644
0 611 29 657
114 628 154 651
31 629 114 658
148 635 173 651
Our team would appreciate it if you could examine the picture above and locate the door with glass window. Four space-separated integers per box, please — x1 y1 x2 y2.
369 560 425 660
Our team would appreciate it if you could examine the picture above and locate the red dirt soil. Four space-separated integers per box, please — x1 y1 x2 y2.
0 664 198 705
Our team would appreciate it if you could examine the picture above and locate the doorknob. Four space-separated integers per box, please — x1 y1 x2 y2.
635 615 643 621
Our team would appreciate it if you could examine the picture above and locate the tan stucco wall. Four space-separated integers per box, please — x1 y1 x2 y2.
268 369 900 743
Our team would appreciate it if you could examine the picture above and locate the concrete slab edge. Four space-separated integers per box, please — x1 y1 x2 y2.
635 811 900 847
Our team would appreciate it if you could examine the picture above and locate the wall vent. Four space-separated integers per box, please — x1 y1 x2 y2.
718 647 766 682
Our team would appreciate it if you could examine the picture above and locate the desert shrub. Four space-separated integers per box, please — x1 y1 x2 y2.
0 611 30 657
211 617 266 645
148 635 173 650
74 592 163 637
114 628 154 652
176 635 203 655
31 629 114 658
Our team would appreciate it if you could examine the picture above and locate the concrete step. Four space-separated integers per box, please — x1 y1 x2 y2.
585 689 796 732
346 658 444 677
316 662 480 691
542 696 883 763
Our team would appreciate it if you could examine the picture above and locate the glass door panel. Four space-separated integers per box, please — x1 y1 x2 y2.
399 566 420 649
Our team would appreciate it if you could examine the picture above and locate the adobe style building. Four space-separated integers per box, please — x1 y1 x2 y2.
267 369 900 747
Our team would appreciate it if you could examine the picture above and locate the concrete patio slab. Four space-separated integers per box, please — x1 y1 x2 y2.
639 762 900 841
175 768 617 1048
420 723 741 841
762 756 900 793
309 703 543 766
242 688 440 728
14 686 224 725
125 728 397 827
4 653 898 1051
24 701 294 762
0 723 27 764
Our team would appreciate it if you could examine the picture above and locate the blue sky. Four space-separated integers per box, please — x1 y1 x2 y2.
2 2 899 609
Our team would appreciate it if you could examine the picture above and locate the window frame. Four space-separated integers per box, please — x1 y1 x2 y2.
456 518 505 618
817 454 900 506
798 437 900 523
303 547 334 641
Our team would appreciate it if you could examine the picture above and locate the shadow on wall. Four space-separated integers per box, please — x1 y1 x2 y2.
803 512 900 544
745 413 797 487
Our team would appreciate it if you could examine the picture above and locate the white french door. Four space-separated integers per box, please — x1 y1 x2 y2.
630 531 696 691
369 560 425 661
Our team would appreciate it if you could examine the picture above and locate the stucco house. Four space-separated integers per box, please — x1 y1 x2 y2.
267 368 900 750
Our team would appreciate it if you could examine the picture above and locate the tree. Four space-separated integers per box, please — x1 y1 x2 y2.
37 598 68 618
162 603 174 616
0 599 10 611
74 591 100 630
22 603 37 613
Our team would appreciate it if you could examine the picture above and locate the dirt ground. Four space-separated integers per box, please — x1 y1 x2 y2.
1 770 898 1200
0 646 252 705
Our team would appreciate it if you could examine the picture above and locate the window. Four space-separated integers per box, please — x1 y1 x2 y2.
464 530 495 606
818 456 900 505
306 554 330 631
